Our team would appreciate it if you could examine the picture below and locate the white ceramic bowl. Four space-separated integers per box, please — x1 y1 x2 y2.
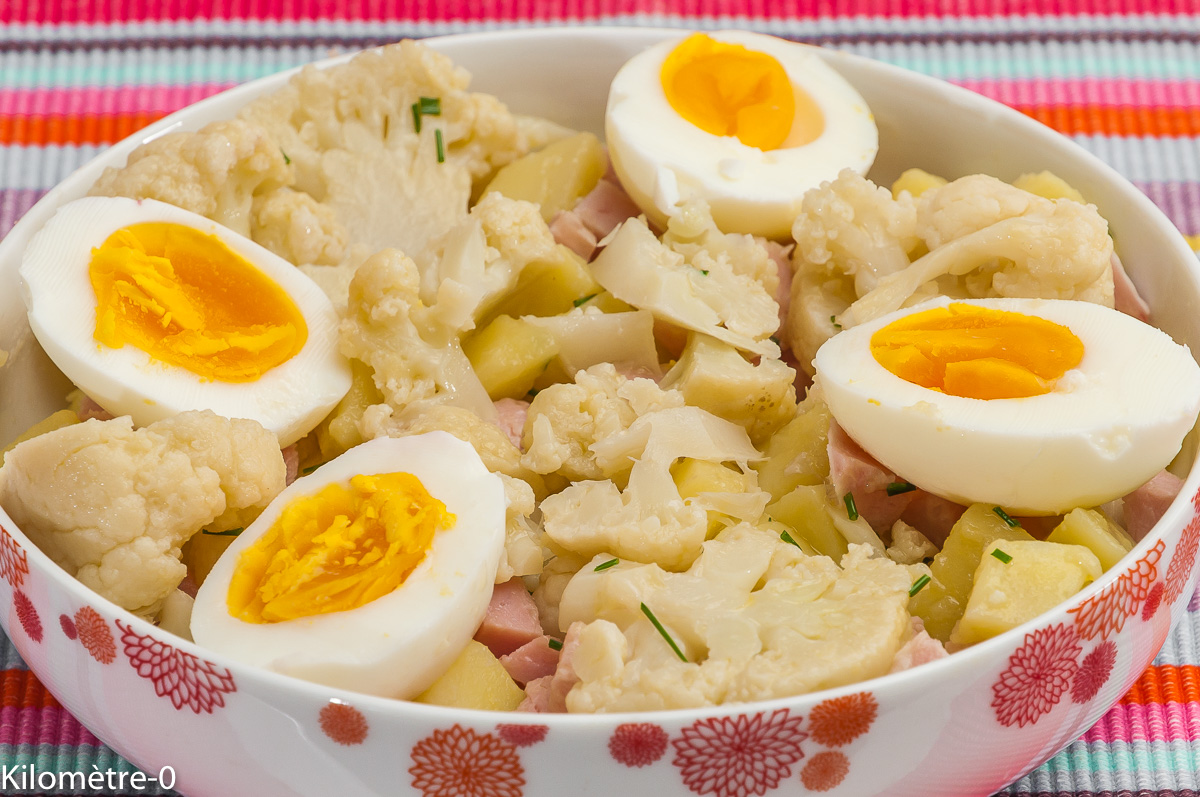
2 27 1199 797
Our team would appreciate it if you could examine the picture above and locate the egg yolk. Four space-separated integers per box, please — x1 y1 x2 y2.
870 303 1085 399
89 222 307 382
661 33 816 151
227 472 456 624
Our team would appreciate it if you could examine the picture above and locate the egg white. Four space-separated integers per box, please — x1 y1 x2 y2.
814 297 1200 515
18 196 351 446
190 432 506 699
605 29 878 239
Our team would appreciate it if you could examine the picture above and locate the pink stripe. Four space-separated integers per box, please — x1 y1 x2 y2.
0 704 103 747
955 78 1200 108
0 85 235 117
1082 699 1200 744
5 0 1199 25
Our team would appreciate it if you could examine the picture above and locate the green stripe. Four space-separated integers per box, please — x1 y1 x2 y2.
1049 739 1200 778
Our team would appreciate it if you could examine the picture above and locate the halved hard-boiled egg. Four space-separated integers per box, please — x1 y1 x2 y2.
606 30 878 239
19 196 351 446
815 297 1200 515
191 432 506 698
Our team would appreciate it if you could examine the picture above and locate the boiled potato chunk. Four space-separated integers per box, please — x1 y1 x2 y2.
952 540 1102 646
316 359 382 460
183 531 238 588
1012 170 1086 203
481 131 606 223
484 244 600 321
661 334 797 444
891 167 947 199
752 390 830 502
414 640 526 711
1047 507 1134 571
2 409 79 464
671 458 753 538
766 485 849 562
463 315 560 400
909 503 1035 642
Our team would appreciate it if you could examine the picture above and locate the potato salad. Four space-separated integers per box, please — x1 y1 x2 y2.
3 30 1199 714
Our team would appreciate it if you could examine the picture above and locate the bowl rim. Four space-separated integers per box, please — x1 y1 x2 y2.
2 23 1199 728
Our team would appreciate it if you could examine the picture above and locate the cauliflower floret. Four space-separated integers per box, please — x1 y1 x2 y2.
420 193 557 333
89 119 289 237
590 217 780 358
559 532 912 711
520 363 685 481
540 406 763 571
251 187 348 266
494 474 545 583
786 170 919 372
844 175 1114 325
661 200 780 299
339 248 495 420
239 39 528 261
0 411 285 615
786 170 1117 371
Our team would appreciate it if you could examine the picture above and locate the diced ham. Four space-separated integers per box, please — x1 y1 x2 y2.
500 635 561 686
516 621 584 713
474 578 544 658
177 574 199 599
282 444 299 486
1111 252 1151 323
549 210 597 261
899 492 965 549
77 395 114 422
517 675 554 713
889 617 948 673
827 420 918 533
573 178 641 240
1123 469 1184 540
493 398 530 451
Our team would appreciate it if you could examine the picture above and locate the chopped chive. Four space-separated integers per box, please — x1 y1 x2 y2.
991 548 1013 564
418 96 441 116
640 602 687 662
843 492 859 521
573 292 598 308
382 115 389 138
302 464 321 475
699 269 709 276
780 530 802 549
526 387 540 398
202 527 243 537
280 149 291 165
594 558 620 572
830 315 842 329
769 335 781 344
908 574 931 596
886 481 916 497
411 102 422 132
435 128 445 163
547 638 563 651
992 506 1021 528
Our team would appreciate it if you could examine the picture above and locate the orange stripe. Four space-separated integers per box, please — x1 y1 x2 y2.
3 106 1198 145
0 111 165 146
1016 105 1200 137
0 667 61 710
1119 664 1200 706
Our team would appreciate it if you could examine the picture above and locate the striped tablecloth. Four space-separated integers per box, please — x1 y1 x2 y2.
2 2 1199 795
